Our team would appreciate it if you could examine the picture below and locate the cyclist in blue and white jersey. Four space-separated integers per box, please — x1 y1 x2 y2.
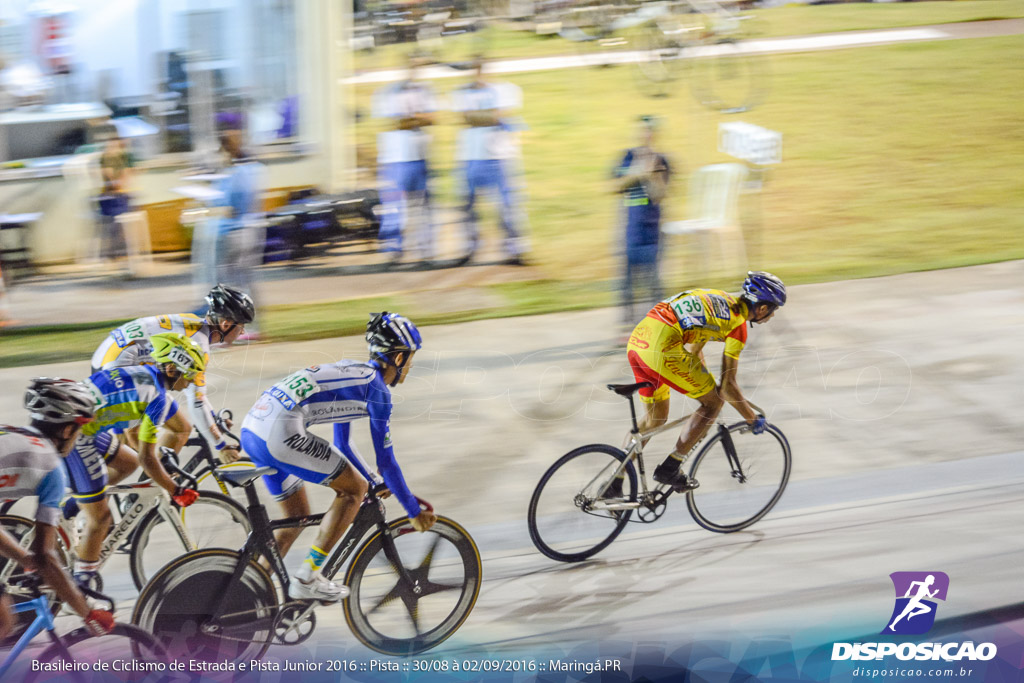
0 379 113 639
69 333 202 585
241 312 437 601
90 284 255 463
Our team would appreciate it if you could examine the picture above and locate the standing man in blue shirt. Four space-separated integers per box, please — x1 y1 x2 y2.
241 312 436 602
451 57 530 266
372 55 439 266
612 115 672 330
213 127 264 330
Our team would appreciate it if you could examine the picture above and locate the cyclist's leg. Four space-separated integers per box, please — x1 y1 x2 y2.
240 410 366 599
104 442 139 486
655 374 722 489
65 434 114 577
0 590 13 641
239 424 307 556
625 316 678 441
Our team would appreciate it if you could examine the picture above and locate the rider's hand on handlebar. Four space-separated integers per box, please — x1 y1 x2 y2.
172 486 199 507
218 445 242 464
84 609 115 636
410 510 436 533
750 415 767 435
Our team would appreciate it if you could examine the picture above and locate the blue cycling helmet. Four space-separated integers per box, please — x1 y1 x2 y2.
742 271 787 308
366 312 422 385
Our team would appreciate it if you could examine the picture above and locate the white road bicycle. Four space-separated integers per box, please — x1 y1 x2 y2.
528 380 792 562
0 449 250 595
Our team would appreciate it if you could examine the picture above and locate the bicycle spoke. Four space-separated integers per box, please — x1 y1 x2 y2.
415 534 443 576
402 594 423 637
367 581 404 616
418 579 464 598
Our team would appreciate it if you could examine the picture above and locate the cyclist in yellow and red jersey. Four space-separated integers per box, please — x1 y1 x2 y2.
90 284 254 463
624 271 786 492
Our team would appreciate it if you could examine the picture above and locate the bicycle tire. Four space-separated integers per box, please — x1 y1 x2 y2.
686 422 791 533
132 548 277 663
527 444 638 563
128 492 251 590
342 516 481 656
26 624 168 683
690 38 768 114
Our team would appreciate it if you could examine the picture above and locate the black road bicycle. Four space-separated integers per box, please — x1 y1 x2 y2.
133 465 482 658
528 381 792 562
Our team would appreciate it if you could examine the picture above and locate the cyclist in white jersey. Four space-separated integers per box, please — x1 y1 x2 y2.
0 379 114 639
240 312 436 601
90 284 254 462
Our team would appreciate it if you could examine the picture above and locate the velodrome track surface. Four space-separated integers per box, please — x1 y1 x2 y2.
0 261 1021 664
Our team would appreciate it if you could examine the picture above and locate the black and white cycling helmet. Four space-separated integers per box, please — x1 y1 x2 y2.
205 284 255 325
366 312 422 385
25 378 97 425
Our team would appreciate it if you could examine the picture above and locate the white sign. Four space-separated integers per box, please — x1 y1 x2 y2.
719 122 782 165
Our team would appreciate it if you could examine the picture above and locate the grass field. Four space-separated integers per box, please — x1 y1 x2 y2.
355 33 1024 287
355 0 1024 70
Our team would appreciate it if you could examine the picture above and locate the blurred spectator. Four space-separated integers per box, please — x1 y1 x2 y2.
96 127 136 263
208 127 265 336
451 57 530 266
612 115 671 329
371 54 438 266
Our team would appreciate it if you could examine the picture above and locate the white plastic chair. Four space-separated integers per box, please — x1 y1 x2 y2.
662 163 748 280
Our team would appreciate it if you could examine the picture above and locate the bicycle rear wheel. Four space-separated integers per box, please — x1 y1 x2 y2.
686 422 791 532
26 624 168 683
132 548 277 662
342 516 481 656
129 491 251 589
527 444 638 562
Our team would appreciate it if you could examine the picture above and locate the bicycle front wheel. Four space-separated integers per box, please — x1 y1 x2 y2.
27 624 168 683
690 38 768 114
342 516 482 656
527 444 638 563
132 548 277 662
129 491 252 589
686 422 791 533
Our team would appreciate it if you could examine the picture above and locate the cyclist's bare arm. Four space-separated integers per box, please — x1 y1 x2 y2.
30 523 92 620
0 527 31 567
719 355 759 423
140 411 192 494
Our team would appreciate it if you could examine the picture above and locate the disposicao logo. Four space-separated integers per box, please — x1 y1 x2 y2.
882 571 948 635
831 572 997 662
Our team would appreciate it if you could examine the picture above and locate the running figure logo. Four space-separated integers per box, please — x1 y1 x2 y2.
882 571 949 635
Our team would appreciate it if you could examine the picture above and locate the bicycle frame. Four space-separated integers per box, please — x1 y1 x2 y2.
0 483 194 584
0 596 65 677
206 482 406 636
587 392 763 513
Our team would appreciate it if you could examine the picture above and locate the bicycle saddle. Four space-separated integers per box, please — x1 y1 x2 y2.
217 466 277 487
606 381 653 396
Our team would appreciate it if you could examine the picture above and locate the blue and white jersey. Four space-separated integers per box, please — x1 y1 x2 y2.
261 360 418 518
83 365 177 445
372 81 438 164
0 426 68 526
450 81 522 161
